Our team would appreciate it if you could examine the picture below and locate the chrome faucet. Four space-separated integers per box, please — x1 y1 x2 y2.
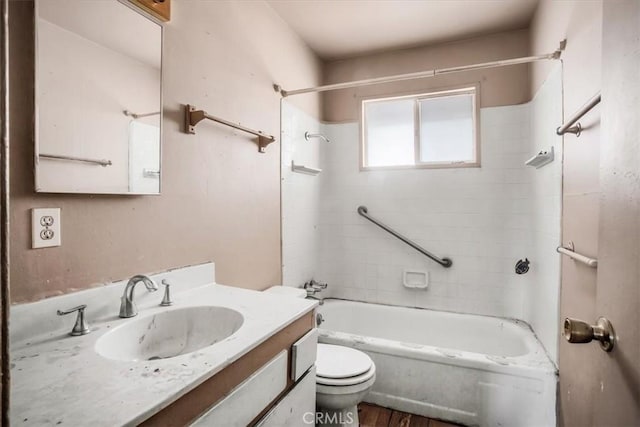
305 279 327 290
119 275 159 318
57 304 91 336
303 279 328 305
306 294 324 305
159 279 173 306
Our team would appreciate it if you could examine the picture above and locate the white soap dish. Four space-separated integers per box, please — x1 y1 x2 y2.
403 270 429 289
525 146 554 169
291 161 321 175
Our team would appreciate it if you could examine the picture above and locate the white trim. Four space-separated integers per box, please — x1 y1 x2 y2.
360 85 480 170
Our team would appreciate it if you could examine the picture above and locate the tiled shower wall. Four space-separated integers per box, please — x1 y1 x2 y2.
281 101 322 287
317 105 533 320
521 65 563 361
282 69 562 359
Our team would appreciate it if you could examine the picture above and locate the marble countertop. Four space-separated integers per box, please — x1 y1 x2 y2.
11 283 316 426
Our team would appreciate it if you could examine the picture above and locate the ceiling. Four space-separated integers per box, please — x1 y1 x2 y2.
267 0 539 60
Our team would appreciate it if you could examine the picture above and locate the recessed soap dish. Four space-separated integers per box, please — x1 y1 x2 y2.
403 270 429 289
525 146 554 169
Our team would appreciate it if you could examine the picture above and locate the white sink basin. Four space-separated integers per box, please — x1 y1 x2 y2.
95 306 244 362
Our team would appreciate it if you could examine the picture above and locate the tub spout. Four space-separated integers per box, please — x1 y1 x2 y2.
306 294 324 305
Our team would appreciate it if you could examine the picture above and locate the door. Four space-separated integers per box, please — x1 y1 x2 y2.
593 1 640 424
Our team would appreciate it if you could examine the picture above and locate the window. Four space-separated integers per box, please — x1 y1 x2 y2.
361 87 479 169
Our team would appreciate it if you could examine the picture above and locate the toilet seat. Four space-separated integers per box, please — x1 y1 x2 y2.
316 344 375 386
316 364 376 386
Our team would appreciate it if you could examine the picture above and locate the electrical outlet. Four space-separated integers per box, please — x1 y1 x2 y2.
40 215 54 227
32 208 61 249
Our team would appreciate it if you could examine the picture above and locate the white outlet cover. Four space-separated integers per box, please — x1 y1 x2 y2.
32 208 61 249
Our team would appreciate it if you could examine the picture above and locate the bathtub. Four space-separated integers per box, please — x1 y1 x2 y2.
317 299 557 427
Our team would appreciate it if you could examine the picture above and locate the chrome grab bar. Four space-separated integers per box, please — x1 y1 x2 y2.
556 93 601 136
357 206 452 268
39 153 112 167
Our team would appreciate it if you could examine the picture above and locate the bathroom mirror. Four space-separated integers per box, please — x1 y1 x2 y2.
34 0 162 194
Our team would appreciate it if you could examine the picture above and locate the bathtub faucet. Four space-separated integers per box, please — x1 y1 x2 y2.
306 294 324 306
304 279 327 291
303 279 327 305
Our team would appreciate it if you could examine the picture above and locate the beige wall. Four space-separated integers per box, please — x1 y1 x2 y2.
322 29 530 123
596 1 640 422
9 0 322 303
530 1 603 426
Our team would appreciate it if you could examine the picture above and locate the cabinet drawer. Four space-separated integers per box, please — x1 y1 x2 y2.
257 367 316 427
291 328 317 381
191 350 288 427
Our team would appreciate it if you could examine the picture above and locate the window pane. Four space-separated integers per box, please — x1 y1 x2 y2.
419 94 474 163
364 98 414 167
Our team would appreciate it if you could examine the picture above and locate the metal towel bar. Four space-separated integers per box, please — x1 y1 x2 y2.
123 110 160 119
357 206 452 268
184 104 276 153
39 153 112 167
556 93 601 136
557 241 598 268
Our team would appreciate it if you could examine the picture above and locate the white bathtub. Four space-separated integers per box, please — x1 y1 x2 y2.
317 299 557 427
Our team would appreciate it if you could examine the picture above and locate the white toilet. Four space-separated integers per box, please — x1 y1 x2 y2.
262 286 376 426
315 343 376 427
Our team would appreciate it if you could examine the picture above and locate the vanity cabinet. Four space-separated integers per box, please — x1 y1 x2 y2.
140 311 317 427
257 367 316 426
191 351 289 426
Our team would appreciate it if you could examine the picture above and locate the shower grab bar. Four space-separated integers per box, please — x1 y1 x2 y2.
557 242 598 268
556 93 601 136
184 104 276 153
39 153 112 167
357 206 452 268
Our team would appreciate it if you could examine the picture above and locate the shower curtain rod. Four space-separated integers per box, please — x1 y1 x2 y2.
276 40 566 97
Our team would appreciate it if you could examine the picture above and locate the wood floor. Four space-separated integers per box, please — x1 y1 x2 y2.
358 403 463 427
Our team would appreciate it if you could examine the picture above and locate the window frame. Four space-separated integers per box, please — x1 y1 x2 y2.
359 84 481 171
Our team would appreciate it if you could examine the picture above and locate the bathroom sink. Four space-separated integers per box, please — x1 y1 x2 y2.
95 306 244 362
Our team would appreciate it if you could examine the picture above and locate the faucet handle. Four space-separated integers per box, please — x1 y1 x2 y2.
57 304 90 336
310 279 328 289
160 279 173 306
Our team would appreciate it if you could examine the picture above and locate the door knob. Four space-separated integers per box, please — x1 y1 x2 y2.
563 317 615 352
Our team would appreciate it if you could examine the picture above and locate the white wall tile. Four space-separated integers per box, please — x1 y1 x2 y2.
310 105 535 319
281 101 323 288
521 65 563 363
282 73 562 361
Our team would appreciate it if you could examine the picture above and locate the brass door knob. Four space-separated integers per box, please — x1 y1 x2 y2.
564 317 615 352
